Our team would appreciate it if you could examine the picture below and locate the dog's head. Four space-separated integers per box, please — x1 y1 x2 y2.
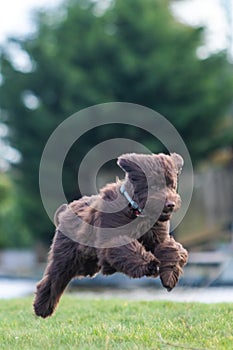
117 152 183 221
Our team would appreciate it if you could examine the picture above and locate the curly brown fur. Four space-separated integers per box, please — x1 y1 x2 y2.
154 236 188 291
33 152 188 318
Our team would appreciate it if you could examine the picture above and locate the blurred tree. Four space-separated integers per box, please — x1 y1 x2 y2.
0 0 233 244
0 173 31 248
0 173 11 206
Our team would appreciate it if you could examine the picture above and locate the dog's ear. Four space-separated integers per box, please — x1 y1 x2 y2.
117 154 139 173
117 153 146 183
170 153 183 175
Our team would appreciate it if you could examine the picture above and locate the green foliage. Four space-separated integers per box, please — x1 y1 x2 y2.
0 174 32 248
0 0 233 243
0 174 11 205
0 296 233 349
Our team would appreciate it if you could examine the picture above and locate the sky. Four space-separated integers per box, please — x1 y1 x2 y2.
172 0 233 57
0 0 232 56
0 0 62 43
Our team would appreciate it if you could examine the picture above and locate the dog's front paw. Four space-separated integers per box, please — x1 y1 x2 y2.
145 259 160 277
154 237 188 291
159 265 180 291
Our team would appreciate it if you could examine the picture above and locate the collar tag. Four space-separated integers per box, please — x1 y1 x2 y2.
120 184 143 215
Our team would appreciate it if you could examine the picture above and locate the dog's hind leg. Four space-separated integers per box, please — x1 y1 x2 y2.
99 236 160 279
33 231 79 318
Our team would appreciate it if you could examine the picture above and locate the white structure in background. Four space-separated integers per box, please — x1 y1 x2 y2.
0 249 36 276
0 278 35 299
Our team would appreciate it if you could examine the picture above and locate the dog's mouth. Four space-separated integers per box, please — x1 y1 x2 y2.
158 200 177 221
159 208 174 221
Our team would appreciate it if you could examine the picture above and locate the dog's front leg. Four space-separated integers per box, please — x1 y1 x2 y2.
99 236 160 279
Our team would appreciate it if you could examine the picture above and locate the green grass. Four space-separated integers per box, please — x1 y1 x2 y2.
0 296 232 350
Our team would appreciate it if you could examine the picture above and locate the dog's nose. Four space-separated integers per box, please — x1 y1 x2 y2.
165 201 175 209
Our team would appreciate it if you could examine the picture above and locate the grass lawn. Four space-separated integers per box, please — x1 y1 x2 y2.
0 295 232 349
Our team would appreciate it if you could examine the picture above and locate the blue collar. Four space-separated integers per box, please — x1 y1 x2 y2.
120 184 143 216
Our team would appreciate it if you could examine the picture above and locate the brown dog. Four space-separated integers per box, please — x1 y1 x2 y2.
34 153 188 318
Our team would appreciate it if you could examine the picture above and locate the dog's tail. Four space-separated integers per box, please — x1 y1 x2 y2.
53 204 68 227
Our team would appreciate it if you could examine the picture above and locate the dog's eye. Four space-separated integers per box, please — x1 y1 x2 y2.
166 176 176 188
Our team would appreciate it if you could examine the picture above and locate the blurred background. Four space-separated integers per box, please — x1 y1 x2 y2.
0 0 233 299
